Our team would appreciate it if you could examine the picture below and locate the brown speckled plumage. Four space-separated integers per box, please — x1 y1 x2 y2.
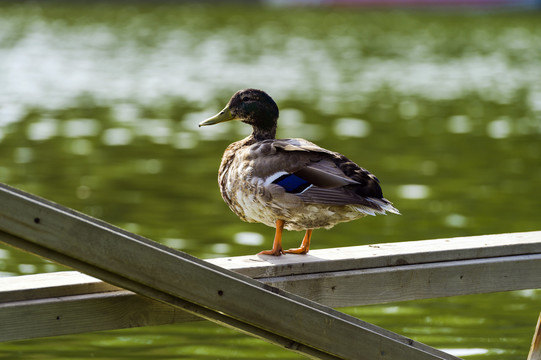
200 89 399 255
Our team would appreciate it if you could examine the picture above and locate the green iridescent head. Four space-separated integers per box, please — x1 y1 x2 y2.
199 89 279 133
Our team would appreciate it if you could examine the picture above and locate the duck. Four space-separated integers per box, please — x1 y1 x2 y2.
199 89 399 256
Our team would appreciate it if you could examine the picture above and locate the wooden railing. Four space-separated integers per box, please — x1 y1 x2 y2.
1 182 540 359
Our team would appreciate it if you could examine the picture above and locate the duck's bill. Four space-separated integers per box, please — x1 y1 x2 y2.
199 106 235 127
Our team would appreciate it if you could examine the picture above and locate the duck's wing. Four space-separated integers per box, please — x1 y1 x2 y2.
271 138 333 154
266 139 396 212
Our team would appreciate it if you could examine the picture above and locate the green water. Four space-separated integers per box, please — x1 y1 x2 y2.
0 3 540 359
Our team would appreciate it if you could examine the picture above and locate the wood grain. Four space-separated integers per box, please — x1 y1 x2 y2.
0 183 457 360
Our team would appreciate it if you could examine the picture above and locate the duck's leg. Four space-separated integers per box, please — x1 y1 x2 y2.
257 219 285 256
284 229 312 254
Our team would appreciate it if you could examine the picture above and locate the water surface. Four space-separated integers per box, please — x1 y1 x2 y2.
0 3 540 359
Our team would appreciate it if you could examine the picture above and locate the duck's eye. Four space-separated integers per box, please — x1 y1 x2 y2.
242 96 250 102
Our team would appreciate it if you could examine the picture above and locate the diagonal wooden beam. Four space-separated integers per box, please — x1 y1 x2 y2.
529 312 541 360
0 183 458 360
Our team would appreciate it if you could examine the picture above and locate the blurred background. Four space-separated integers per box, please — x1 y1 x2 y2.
0 1 540 359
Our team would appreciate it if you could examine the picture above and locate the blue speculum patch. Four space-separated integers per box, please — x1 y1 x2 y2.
273 173 311 194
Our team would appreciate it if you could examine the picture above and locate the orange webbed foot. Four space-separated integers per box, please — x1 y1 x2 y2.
257 219 286 256
257 248 285 256
283 229 312 255
283 247 309 255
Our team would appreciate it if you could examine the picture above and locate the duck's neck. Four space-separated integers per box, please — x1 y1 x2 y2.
250 126 276 142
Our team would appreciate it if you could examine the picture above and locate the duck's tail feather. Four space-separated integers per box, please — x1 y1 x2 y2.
352 198 400 216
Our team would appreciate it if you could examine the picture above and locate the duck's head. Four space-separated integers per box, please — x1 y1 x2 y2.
199 89 279 139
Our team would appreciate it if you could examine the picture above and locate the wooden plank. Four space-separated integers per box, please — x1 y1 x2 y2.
0 183 456 360
529 312 541 360
2 250 540 306
0 271 120 302
207 231 541 279
262 254 541 307
0 291 200 342
1 235 540 341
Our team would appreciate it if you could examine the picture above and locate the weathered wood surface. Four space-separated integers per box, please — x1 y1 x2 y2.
0 289 198 342
1 231 540 342
529 312 541 360
1 271 118 302
0 183 457 360
208 230 541 279
262 253 541 307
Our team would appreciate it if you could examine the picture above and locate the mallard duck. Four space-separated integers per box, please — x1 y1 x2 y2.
199 89 399 256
